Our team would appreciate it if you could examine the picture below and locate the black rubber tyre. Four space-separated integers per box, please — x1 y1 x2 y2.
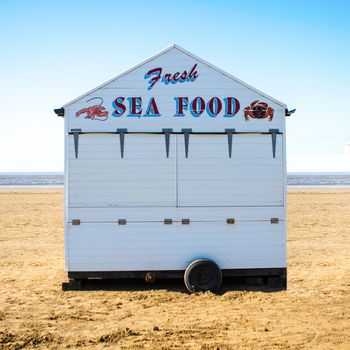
184 259 222 293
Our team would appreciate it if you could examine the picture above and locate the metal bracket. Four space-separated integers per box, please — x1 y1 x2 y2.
181 218 190 225
72 219 80 225
182 129 192 158
164 219 173 225
162 128 173 158
117 128 127 158
270 218 279 224
54 108 65 117
269 129 279 158
226 218 235 224
71 129 81 159
118 219 127 225
225 129 236 158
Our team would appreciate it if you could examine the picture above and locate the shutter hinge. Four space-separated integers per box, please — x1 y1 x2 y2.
162 128 173 158
182 129 192 158
269 129 279 158
118 219 127 225
71 129 81 159
225 129 236 158
117 128 127 158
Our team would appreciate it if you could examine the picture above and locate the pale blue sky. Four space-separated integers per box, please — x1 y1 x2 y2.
1 0 349 172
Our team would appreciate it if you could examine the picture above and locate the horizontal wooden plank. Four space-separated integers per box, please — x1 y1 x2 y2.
69 163 282 171
67 206 284 222
68 169 281 178
68 152 282 161
68 182 281 191
67 172 282 182
67 221 283 234
66 220 285 270
68 251 284 264
69 202 177 208
68 243 285 252
68 260 286 271
69 201 282 208
69 192 282 201
68 235 285 247
67 254 286 271
67 133 284 207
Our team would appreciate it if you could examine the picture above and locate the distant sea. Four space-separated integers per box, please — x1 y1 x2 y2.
0 172 350 189
0 173 64 188
287 173 350 188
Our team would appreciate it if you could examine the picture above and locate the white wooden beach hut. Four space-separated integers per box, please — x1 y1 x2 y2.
55 44 293 292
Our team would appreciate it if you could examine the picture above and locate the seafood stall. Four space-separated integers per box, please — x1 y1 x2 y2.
55 44 292 292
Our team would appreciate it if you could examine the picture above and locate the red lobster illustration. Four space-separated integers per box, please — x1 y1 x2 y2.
244 100 274 121
75 97 109 121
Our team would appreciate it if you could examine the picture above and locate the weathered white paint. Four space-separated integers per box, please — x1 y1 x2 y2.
65 45 285 133
68 134 177 207
61 45 287 274
68 206 284 222
67 133 283 208
67 221 285 271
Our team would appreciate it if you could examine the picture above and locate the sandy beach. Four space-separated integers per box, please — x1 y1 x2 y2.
0 189 349 349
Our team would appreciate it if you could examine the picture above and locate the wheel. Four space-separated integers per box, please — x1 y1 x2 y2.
184 259 222 293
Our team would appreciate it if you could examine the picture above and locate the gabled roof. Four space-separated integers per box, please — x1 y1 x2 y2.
63 44 286 108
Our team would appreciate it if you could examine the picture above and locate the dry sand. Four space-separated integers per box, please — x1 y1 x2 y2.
0 189 349 349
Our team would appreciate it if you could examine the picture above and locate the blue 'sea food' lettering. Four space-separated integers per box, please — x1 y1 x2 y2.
112 96 240 118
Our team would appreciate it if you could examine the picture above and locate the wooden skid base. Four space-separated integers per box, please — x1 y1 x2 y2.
62 279 83 291
62 268 287 291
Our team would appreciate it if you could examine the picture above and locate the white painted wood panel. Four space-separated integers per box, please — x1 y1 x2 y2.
68 134 176 207
68 133 283 208
66 222 285 271
65 47 286 133
67 207 284 223
62 45 287 274
178 134 283 206
67 223 283 240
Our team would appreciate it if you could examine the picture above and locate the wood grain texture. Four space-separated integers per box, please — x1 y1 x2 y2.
65 47 286 132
